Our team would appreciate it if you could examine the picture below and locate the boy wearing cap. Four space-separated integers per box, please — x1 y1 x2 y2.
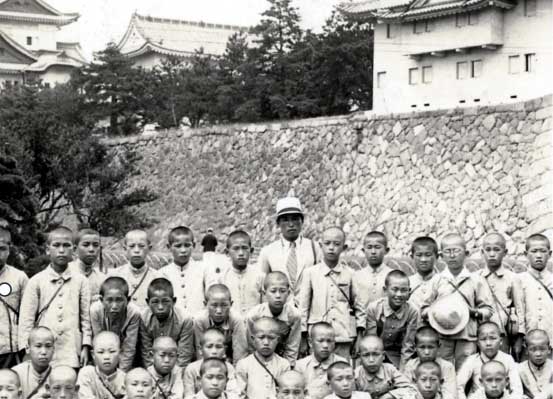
258 197 322 306
421 233 493 371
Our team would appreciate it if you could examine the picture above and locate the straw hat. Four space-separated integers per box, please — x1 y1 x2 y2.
428 292 470 335
276 197 304 219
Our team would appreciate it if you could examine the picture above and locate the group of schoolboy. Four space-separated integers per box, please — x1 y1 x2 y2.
0 197 552 399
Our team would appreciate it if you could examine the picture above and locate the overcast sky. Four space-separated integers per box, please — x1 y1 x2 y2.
48 0 340 59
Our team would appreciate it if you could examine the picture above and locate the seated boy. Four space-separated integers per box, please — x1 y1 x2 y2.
90 276 141 371
0 227 29 368
147 336 184 399
408 237 440 311
19 226 92 368
277 370 308 399
125 368 154 399
325 361 372 399
206 230 264 315
159 226 207 314
236 317 291 399
295 322 347 399
404 327 457 399
141 277 194 368
47 366 79 399
0 369 22 399
108 229 160 309
69 228 105 302
365 269 419 370
414 362 443 399
193 284 248 364
456 322 522 399
12 326 55 399
470 361 513 399
192 357 233 399
300 227 364 360
355 336 420 399
184 328 239 398
77 331 126 399
518 329 553 399
246 272 301 363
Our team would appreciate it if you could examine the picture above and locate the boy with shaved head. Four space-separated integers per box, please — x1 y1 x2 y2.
193 284 248 364
19 226 92 368
69 228 104 302
420 233 493 370
300 227 364 360
277 370 308 399
518 329 553 399
0 369 22 399
0 227 28 368
125 368 154 399
47 366 79 399
520 234 553 346
475 232 525 360
12 327 54 399
409 236 440 311
471 361 512 399
147 336 185 399
108 229 160 309
327 361 372 399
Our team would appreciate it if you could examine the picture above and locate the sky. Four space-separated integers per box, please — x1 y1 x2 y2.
48 0 340 59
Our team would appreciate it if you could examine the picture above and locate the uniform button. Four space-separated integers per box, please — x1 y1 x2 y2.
132 298 137 301
181 274 185 277
181 285 185 288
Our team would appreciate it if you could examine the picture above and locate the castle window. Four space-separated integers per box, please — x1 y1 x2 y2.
386 24 397 39
471 60 483 78
422 66 432 83
377 71 387 88
409 68 419 84
456 61 468 79
456 13 467 27
0 48 4 56
524 0 537 16
509 55 520 74
525 53 535 72
26 36 32 45
414 21 425 34
468 12 479 25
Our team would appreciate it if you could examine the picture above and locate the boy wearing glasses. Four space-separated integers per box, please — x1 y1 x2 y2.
193 284 248 364
365 269 419 371
140 278 194 368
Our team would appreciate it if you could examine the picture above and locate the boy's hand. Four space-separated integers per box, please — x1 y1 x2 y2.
469 308 482 320
80 346 90 367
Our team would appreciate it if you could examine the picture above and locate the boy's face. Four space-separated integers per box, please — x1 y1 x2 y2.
480 369 508 399
526 240 551 272
147 289 174 320
0 372 21 399
328 368 354 399
124 233 150 268
49 377 78 399
206 292 231 324
310 328 335 362
76 234 101 266
252 324 279 358
412 244 436 275
278 214 303 242
527 335 551 367
482 236 507 269
47 232 74 268
358 340 385 374
441 236 467 271
152 344 177 376
384 276 410 310
0 237 10 268
321 229 346 265
277 377 307 399
93 336 120 375
29 331 55 370
416 336 439 363
416 369 441 399
168 234 194 266
477 326 501 359
200 366 227 399
125 372 153 399
102 288 128 315
362 236 388 267
202 334 226 359
265 279 289 310
227 236 251 269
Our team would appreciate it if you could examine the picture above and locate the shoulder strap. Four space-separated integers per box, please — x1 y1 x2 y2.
128 267 150 300
0 296 19 317
26 366 51 399
253 353 279 388
95 369 124 399
147 371 170 399
529 272 553 301
35 279 67 326
326 272 354 313
483 274 509 328
446 278 472 308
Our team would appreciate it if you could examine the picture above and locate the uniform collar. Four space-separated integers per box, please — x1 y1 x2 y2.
95 367 119 382
442 266 471 282
171 261 192 271
76 259 96 277
129 263 148 276
45 264 72 281
483 265 505 278
313 354 339 370
230 266 248 275
529 267 550 280
358 364 385 381
260 302 290 322
383 299 406 318
367 264 386 274
0 264 9 277
322 262 344 276
413 270 436 282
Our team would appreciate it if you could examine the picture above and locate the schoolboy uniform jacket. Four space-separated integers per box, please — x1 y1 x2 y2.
295 353 347 399
353 264 393 324
408 271 439 311
519 268 553 343
355 363 421 399
18 265 91 368
0 265 28 355
518 359 553 399
235 353 290 399
108 263 160 310
12 361 50 399
90 301 141 371
77 366 126 399
147 365 185 399
299 261 364 343
141 306 195 368
159 260 207 314
183 359 239 398
404 357 458 399
69 259 106 302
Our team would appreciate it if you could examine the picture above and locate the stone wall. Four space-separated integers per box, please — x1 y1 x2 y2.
104 96 553 259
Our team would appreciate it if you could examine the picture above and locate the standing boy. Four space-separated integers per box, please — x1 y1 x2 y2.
19 226 92 368
159 226 207 314
409 237 440 311
140 278 194 368
246 272 301 363
518 329 553 399
0 227 28 368
206 230 264 315
69 228 105 302
365 269 419 370
108 229 160 309
90 276 141 371
12 327 54 399
476 233 525 359
300 227 364 360
147 337 185 399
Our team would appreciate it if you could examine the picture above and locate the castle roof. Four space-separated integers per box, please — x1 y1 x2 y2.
0 0 79 26
117 13 250 59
